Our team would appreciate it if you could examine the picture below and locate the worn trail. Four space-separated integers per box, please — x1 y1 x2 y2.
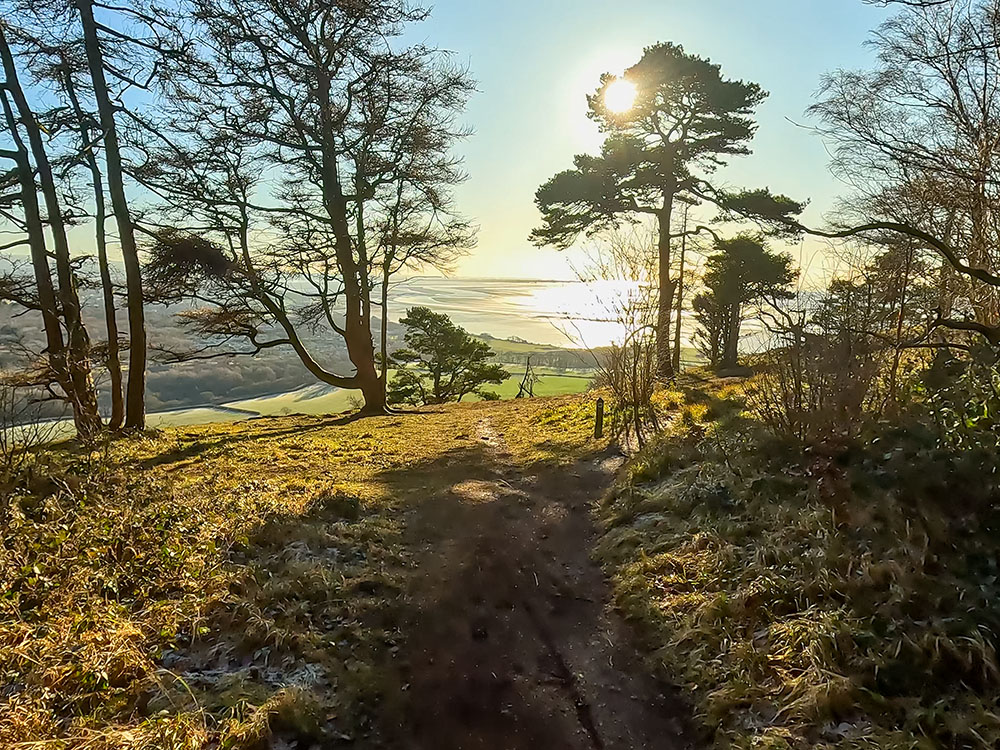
382 416 695 750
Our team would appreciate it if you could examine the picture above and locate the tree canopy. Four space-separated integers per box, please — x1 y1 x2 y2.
133 0 475 414
694 235 796 369
532 42 803 377
809 0 1000 344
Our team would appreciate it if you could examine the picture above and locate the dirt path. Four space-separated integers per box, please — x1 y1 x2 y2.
381 415 696 750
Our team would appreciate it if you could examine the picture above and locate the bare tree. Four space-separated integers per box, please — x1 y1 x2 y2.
48 48 126 429
748 241 936 438
135 0 473 414
0 107 67 411
3 0 184 432
572 226 661 448
74 0 147 430
515 357 539 398
0 25 102 438
671 204 691 375
810 0 1000 344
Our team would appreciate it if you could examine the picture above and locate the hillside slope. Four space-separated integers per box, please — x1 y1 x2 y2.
1 395 695 749
596 380 1000 749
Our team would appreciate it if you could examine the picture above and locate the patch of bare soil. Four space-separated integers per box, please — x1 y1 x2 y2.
381 417 697 750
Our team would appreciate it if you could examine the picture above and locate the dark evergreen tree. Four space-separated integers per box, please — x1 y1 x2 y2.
694 235 796 369
388 307 507 405
532 42 803 378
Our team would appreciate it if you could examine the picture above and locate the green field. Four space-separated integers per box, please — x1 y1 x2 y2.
478 369 593 400
9 369 596 446
227 383 361 416
473 335 576 355
227 367 595 415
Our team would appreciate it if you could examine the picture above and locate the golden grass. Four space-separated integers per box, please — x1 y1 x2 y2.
0 395 602 748
596 379 1000 750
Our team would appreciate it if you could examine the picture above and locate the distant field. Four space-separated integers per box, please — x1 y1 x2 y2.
148 407 252 428
475 336 576 355
7 369 596 444
230 340 699 418
16 349 711 439
227 367 595 415
5 405 251 445
11 353 706 441
228 383 361 416
478 369 593 400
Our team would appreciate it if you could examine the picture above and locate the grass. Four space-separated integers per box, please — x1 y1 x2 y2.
226 383 360 416
4 407 251 445
229 368 594 416
479 369 593 400
595 377 1000 749
0 394 603 748
473 335 572 355
20 368 994 749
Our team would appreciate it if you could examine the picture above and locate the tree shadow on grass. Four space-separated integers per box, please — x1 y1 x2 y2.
147 439 499 746
134 410 373 470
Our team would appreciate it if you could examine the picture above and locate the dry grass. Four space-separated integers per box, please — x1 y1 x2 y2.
596 378 1000 749
0 395 602 749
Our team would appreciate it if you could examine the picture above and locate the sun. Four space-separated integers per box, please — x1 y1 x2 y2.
604 78 637 114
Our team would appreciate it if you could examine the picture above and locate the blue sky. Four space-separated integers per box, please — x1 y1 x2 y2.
410 0 892 281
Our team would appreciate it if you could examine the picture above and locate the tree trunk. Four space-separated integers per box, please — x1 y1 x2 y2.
0 30 102 440
656 191 676 379
379 264 390 395
886 243 914 410
315 71 384 414
77 0 147 431
357 367 387 414
63 68 124 430
0 96 67 397
721 303 741 370
672 207 688 375
351 326 386 414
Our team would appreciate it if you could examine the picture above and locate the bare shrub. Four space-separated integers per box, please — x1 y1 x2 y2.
746 296 887 440
746 243 937 440
747 336 880 441
0 382 58 519
595 328 661 449
572 226 662 448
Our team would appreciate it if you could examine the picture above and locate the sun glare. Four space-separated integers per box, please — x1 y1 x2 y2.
604 78 637 114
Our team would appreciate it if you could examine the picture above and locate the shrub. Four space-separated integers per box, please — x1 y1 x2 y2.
597 385 1000 749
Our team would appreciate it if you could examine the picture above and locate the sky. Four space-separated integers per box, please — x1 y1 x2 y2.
408 0 893 282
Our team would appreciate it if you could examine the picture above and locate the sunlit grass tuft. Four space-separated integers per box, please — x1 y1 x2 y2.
596 378 1000 749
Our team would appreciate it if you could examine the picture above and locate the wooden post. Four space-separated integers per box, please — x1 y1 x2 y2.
595 398 604 439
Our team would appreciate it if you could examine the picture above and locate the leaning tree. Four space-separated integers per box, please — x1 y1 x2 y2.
74 0 151 430
532 42 803 378
0 24 103 438
5 0 185 432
